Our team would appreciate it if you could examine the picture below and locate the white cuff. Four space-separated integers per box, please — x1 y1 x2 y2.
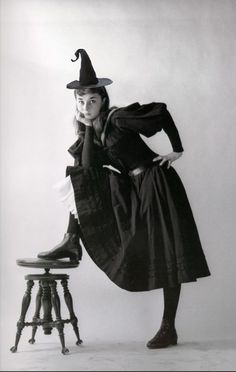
53 176 79 221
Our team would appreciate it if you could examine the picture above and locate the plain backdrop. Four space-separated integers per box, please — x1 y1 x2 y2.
0 0 236 354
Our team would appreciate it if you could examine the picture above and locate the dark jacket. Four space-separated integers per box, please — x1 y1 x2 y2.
68 102 184 172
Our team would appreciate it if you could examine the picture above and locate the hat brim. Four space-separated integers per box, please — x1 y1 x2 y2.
66 78 113 89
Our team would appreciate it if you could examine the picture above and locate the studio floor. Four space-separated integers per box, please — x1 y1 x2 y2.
1 331 235 371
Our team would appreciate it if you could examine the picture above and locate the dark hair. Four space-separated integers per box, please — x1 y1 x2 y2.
73 86 110 136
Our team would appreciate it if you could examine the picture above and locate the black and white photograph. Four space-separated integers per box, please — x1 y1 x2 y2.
0 0 235 370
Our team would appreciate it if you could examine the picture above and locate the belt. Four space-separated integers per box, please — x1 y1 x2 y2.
128 165 147 176
128 161 159 177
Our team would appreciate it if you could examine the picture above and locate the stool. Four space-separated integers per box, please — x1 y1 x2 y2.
10 258 83 355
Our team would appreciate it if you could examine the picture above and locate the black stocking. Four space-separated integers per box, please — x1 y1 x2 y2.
66 213 86 244
66 213 80 234
163 285 181 329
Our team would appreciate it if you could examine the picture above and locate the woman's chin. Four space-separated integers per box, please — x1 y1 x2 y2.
87 115 98 121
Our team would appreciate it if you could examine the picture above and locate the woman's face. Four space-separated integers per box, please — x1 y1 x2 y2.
76 91 103 120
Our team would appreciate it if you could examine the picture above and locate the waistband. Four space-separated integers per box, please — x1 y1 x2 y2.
128 160 160 177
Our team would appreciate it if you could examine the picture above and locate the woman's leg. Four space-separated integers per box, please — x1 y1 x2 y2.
66 213 80 233
146 284 181 348
163 284 181 329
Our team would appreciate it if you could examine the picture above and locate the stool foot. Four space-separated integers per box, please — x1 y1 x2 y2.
76 339 83 346
62 347 70 355
10 346 18 353
11 327 22 353
28 327 37 344
28 338 36 344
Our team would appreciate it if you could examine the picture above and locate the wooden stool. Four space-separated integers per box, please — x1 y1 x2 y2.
10 258 82 355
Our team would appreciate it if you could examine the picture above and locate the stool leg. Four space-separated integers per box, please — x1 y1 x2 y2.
61 278 83 345
41 281 53 335
29 282 43 344
50 280 69 355
10 280 34 353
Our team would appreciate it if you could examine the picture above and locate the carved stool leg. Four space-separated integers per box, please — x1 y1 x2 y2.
10 280 34 352
61 278 83 345
50 280 69 355
41 280 53 335
29 281 43 344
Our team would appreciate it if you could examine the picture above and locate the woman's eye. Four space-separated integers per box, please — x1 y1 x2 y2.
90 100 96 104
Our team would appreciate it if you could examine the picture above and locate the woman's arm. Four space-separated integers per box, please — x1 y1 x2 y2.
76 112 95 167
161 110 184 153
155 109 184 168
82 126 95 167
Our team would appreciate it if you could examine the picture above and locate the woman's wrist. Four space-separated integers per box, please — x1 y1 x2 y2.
84 120 93 127
173 151 183 155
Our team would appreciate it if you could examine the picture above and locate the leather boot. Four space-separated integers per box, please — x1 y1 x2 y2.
146 319 178 349
37 233 82 262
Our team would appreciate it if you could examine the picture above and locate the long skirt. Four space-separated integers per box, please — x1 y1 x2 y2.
66 162 210 292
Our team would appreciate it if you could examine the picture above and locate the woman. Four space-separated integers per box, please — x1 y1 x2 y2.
38 49 210 348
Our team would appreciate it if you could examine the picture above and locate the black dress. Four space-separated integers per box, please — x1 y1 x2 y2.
66 102 210 291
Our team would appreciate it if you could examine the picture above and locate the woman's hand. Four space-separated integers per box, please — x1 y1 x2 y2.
75 108 93 127
153 151 183 169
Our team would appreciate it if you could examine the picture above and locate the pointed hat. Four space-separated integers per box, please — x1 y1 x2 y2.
66 49 113 89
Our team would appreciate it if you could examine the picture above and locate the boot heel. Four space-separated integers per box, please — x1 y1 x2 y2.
68 252 80 262
68 245 82 262
171 338 178 345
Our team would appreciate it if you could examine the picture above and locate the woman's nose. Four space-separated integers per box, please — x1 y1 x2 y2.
84 102 90 111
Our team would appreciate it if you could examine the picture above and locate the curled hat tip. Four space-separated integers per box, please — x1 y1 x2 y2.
71 48 85 62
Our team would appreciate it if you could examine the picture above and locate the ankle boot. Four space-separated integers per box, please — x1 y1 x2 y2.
37 233 82 262
146 319 178 349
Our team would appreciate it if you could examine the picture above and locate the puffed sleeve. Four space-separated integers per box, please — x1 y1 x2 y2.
113 102 184 152
113 102 166 137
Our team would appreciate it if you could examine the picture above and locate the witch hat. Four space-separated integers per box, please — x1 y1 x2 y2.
66 49 113 89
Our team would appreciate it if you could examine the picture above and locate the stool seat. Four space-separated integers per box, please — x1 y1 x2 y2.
11 256 82 355
17 258 79 269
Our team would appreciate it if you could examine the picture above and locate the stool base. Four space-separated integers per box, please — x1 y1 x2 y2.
11 264 82 355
